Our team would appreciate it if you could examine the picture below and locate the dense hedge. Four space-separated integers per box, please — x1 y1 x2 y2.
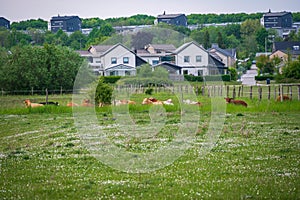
103 76 122 84
255 75 274 81
184 74 231 82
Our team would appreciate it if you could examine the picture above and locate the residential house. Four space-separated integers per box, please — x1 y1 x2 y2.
270 41 300 73
208 44 237 67
155 12 187 27
77 43 146 76
270 41 300 61
0 17 10 29
50 15 81 34
174 41 226 76
137 44 176 65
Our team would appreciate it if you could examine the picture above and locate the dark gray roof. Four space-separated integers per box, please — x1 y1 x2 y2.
0 17 9 22
264 11 291 17
157 14 185 19
208 55 226 68
208 46 236 58
51 15 81 21
274 41 300 51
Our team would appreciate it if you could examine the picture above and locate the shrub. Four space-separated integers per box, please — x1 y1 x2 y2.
103 76 121 84
255 75 274 81
145 88 154 95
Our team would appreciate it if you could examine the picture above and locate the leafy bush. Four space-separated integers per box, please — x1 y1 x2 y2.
184 74 231 82
255 75 274 81
94 78 113 105
103 76 121 84
145 88 154 95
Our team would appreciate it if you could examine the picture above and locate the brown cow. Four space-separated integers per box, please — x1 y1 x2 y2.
142 97 163 105
81 99 94 107
24 99 44 108
276 95 290 102
225 97 247 107
66 102 79 107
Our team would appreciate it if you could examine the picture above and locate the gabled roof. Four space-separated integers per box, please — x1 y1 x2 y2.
157 14 185 19
175 41 207 54
153 62 182 70
208 55 226 68
0 17 9 22
89 43 134 56
208 46 236 58
105 64 135 71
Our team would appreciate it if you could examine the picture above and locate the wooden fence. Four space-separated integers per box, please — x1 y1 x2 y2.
2 84 300 102
115 84 300 101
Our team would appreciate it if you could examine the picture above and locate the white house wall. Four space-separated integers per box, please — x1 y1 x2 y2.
103 45 136 69
176 43 209 67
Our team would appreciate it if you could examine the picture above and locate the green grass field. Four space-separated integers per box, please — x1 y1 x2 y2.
0 93 299 199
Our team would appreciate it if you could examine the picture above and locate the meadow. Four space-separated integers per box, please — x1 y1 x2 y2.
0 92 299 199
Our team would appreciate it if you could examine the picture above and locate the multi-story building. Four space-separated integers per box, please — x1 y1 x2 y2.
0 17 10 29
50 15 81 34
261 10 293 29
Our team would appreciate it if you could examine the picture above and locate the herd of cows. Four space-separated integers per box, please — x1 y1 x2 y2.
23 95 291 109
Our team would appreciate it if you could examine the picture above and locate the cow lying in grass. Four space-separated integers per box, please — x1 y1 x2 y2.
66 102 79 107
142 97 174 105
24 99 44 108
114 99 136 106
276 95 290 101
39 101 59 106
183 99 202 106
225 97 247 107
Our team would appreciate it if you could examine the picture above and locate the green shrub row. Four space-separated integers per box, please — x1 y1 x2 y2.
184 74 231 82
255 75 274 81
102 76 122 84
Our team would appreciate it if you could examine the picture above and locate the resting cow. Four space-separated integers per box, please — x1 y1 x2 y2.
224 97 247 107
24 99 44 108
276 95 290 101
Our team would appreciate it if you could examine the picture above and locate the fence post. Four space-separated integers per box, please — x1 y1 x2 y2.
220 85 223 97
274 86 277 100
226 85 229 97
1 88 3 96
289 86 292 100
31 87 34 96
202 85 205 96
232 85 236 99
241 85 244 97
60 86 63 95
45 88 49 104
280 84 283 102
258 86 262 101
298 85 300 101
238 86 241 97
268 85 271 100
250 86 253 99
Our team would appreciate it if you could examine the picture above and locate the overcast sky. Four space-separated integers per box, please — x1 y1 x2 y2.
2 0 300 22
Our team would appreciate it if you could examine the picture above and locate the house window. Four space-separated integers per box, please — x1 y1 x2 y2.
123 57 129 64
293 45 299 50
111 57 117 64
110 71 118 76
196 55 202 62
183 70 188 75
198 70 203 76
152 60 159 65
125 71 131 76
184 56 190 63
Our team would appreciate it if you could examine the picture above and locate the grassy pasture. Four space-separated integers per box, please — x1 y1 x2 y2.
0 93 299 199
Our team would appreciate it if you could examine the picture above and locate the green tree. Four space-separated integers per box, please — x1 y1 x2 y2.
282 58 300 79
203 30 210 49
94 77 113 105
217 32 225 49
